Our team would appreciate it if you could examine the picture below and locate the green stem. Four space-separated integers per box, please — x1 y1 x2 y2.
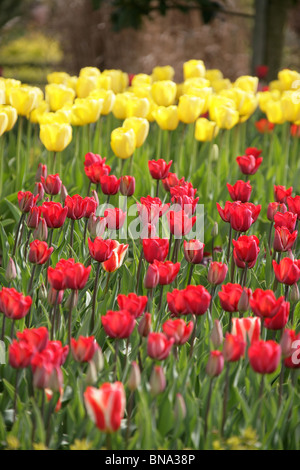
16 116 23 190
204 378 214 440
91 263 101 331
221 362 230 437
0 135 5 198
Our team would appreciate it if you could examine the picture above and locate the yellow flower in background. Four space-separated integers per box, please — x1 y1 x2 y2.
212 105 239 129
265 99 285 124
131 74 152 87
146 98 159 122
269 80 284 92
96 75 112 90
183 59 206 80
47 71 70 85
185 86 212 113
205 69 223 83
45 84 75 112
2 78 21 102
176 83 184 100
234 75 258 93
79 67 101 78
281 91 300 122
113 92 133 120
40 122 72 152
29 100 50 124
195 117 219 141
257 90 280 113
0 81 5 105
126 95 150 118
178 95 204 124
102 69 128 94
154 105 179 130
89 89 115 115
76 75 98 98
129 85 152 100
66 76 78 92
208 95 236 121
0 112 8 136
152 65 175 82
38 109 71 125
221 88 258 120
211 78 232 93
182 77 210 94
151 80 177 107
111 127 136 159
71 97 103 125
8 85 40 116
123 117 149 148
0 105 18 131
278 69 300 91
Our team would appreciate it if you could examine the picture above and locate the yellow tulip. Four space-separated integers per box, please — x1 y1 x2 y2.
129 85 152 99
211 78 232 93
76 75 98 98
71 97 103 125
47 72 70 85
151 80 177 107
79 67 101 78
221 88 258 119
38 110 71 125
208 95 236 121
205 69 223 83
195 117 219 141
113 93 133 120
123 117 149 147
185 86 212 113
234 76 258 93
269 80 284 92
40 123 72 152
182 78 210 94
66 76 78 92
178 95 204 124
126 96 150 118
154 105 179 131
212 105 239 130
278 69 300 91
265 99 285 124
29 100 50 124
0 81 5 105
176 83 184 100
3 78 21 102
0 112 8 136
89 89 115 115
102 70 128 94
45 84 75 112
146 99 159 123
257 90 280 113
131 74 152 87
152 66 175 82
183 60 206 80
281 91 300 122
96 75 112 90
110 127 136 159
0 105 17 131
8 86 40 116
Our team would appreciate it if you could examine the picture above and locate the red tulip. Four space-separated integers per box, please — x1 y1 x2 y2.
171 190 199 215
147 332 174 360
84 382 126 433
244 202 261 223
171 181 196 198
183 239 204 264
9 340 34 368
64 260 91 290
47 258 74 291
218 283 244 313
227 180 252 202
144 263 160 289
35 162 47 181
41 173 62 195
100 175 120 195
167 289 190 316
274 211 297 233
207 262 228 285
264 301 289 330
231 317 260 344
33 182 44 202
232 235 260 269
41 201 68 228
88 237 115 263
280 329 300 358
0 287 32 320
101 310 136 339
28 240 53 265
167 210 197 236
162 173 184 192
206 350 224 377
216 201 234 223
184 285 211 316
273 226 297 252
150 365 166 395
138 196 170 224
18 191 38 213
291 124 300 138
287 195 300 219
148 159 172 180
153 260 180 285
255 119 275 134
267 202 287 222
229 204 254 232
248 340 281 374
26 206 42 229
83 197 98 219
117 293 147 318
102 241 128 272
138 312 151 337
65 195 86 220
120 175 135 196
236 149 263 175
104 208 126 230
71 336 99 362
250 289 284 319
273 257 300 285
16 327 49 352
142 238 169 263
45 340 69 366
162 319 194 345
88 214 107 238
84 153 111 184
223 333 246 361
274 185 293 204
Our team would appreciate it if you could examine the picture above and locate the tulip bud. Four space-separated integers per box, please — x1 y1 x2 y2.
87 214 106 238
35 163 47 182
33 218 48 241
144 263 159 289
91 346 104 373
86 360 98 385
174 393 186 421
238 288 251 313
211 222 218 238
48 367 63 392
210 319 223 348
60 185 68 204
291 283 300 303
206 350 224 377
33 182 44 202
47 287 64 306
128 361 141 391
39 283 48 300
120 175 135 196
91 190 99 207
65 290 78 309
5 257 17 281
138 312 151 337
150 365 166 396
